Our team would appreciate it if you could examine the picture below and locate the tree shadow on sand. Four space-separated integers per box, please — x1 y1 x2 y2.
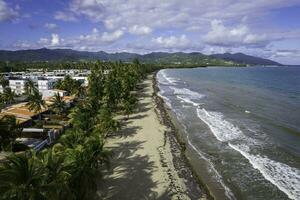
110 125 141 138
97 141 170 200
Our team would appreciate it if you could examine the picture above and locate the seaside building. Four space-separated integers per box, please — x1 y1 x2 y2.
9 78 28 95
42 89 67 99
38 78 57 93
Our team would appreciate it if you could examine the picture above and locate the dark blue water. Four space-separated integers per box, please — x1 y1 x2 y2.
157 66 300 200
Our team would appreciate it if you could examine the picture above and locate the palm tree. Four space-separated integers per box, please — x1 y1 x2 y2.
0 75 8 88
94 107 119 137
0 153 46 199
26 90 46 121
123 94 137 120
50 93 66 115
38 149 73 199
59 129 86 149
74 85 86 99
65 136 111 199
0 115 21 151
24 79 38 95
68 103 96 133
3 87 15 105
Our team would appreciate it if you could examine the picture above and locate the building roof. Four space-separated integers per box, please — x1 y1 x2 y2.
51 89 67 92
1 102 47 123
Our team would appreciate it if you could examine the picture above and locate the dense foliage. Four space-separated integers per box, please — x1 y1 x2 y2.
0 59 157 199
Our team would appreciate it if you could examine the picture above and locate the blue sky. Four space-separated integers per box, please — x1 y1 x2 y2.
0 0 300 64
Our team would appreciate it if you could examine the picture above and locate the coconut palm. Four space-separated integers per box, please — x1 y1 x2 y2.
0 153 46 199
38 149 73 200
24 79 38 95
26 90 46 121
68 103 96 133
0 75 8 88
0 115 21 151
94 107 119 137
123 94 137 120
66 136 111 199
50 93 66 115
3 87 15 105
59 129 86 149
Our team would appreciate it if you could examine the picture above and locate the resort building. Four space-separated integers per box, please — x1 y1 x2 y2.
38 78 57 93
9 78 28 95
42 89 67 99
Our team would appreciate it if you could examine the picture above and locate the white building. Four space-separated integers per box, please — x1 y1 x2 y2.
38 78 56 93
9 79 28 95
42 89 67 99
72 76 88 86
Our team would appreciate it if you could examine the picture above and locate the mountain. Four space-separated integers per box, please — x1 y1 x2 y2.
210 53 282 66
0 48 281 66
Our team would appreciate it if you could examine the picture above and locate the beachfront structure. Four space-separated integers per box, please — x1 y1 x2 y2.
3 69 89 96
9 78 28 95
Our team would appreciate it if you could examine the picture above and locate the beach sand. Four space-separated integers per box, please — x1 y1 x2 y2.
97 74 206 200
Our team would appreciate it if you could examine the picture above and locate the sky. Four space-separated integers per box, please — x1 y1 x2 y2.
0 0 300 64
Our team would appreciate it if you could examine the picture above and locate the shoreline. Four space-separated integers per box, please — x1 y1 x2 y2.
98 74 207 199
152 71 235 200
152 72 212 200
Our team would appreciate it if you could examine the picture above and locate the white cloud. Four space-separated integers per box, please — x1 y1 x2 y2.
51 34 60 46
78 28 124 44
272 49 300 58
69 0 105 22
38 38 49 45
129 25 152 35
12 40 32 49
45 23 58 30
0 0 18 22
54 0 300 33
203 20 268 47
101 30 124 42
54 11 77 22
152 35 190 49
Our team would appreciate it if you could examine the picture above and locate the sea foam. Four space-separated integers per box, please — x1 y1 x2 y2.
185 132 236 200
229 144 300 200
170 86 205 107
158 70 179 85
196 107 300 200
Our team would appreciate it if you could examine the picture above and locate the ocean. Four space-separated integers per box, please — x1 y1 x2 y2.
156 66 300 200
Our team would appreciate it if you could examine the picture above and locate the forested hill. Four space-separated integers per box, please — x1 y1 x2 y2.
0 48 281 66
210 53 282 66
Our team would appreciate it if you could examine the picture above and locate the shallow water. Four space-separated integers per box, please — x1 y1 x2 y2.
157 66 300 200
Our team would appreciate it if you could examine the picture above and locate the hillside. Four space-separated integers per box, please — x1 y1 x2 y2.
0 48 282 66
210 53 282 66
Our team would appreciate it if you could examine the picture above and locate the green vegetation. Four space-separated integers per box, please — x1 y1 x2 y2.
50 93 66 115
26 90 46 121
0 115 21 151
54 75 82 95
0 59 158 199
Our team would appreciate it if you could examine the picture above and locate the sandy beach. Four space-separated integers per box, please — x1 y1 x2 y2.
97 74 207 200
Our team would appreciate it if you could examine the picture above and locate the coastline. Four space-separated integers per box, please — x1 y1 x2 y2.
98 74 207 199
152 72 212 200
152 71 235 200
